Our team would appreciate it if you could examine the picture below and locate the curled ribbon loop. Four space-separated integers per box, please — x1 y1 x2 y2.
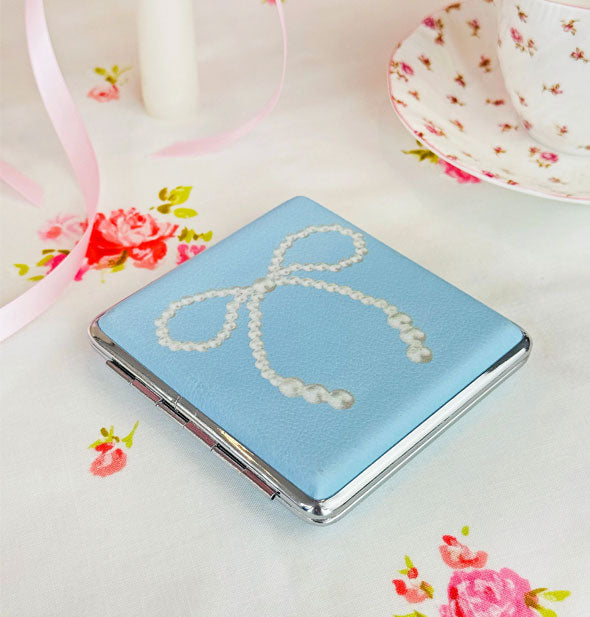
155 225 433 410
0 0 100 342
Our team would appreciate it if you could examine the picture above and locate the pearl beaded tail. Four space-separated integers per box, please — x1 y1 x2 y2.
155 224 432 410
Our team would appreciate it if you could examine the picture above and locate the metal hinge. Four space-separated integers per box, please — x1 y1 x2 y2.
105 358 277 499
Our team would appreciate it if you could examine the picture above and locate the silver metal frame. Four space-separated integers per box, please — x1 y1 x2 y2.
89 317 530 525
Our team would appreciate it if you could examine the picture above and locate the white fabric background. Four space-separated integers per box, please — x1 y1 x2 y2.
1 0 588 616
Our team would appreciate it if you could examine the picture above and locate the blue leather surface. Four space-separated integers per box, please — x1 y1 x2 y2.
98 197 523 500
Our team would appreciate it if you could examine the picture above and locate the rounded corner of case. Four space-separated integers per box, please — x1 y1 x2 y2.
298 498 340 526
88 312 115 351
518 328 532 357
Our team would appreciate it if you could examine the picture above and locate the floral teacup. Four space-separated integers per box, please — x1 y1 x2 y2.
496 0 590 155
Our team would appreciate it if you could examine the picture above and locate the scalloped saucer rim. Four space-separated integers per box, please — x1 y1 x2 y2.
387 0 590 204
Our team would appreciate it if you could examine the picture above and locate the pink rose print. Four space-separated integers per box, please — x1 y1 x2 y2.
424 119 446 137
439 535 488 569
14 185 214 282
422 16 445 44
438 160 480 184
38 213 85 241
516 5 527 22
176 243 206 265
529 148 558 168
561 19 578 35
392 526 571 617
87 84 119 102
88 422 139 477
570 48 588 62
46 252 67 273
447 95 465 106
542 83 563 96
393 579 432 603
393 555 434 604
556 125 568 136
493 146 507 156
402 141 479 186
87 64 130 102
419 54 432 70
510 27 523 44
479 55 492 72
90 442 127 477
526 39 536 54
510 28 536 56
83 207 178 272
482 170 499 178
467 19 480 37
540 151 558 163
439 568 534 617
390 60 414 82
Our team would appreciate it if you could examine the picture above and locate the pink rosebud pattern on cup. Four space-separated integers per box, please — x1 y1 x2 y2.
447 95 466 106
390 59 415 82
499 122 518 132
542 83 563 96
561 19 578 35
529 146 559 168
424 119 446 137
497 0 590 156
467 19 480 37
419 54 433 70
570 47 588 62
387 0 590 201
478 55 492 72
423 16 445 46
509 27 537 56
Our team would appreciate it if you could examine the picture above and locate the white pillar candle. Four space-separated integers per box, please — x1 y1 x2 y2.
137 0 199 120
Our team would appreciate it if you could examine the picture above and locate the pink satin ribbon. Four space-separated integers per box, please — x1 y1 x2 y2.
0 0 100 342
0 0 286 341
154 0 287 157
0 160 43 207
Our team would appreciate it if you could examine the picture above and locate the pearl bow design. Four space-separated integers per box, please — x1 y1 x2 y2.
155 224 432 409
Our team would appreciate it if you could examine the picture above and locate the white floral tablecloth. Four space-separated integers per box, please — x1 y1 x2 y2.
1 1 588 616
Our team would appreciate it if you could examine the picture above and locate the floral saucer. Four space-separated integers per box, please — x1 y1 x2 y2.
388 0 590 204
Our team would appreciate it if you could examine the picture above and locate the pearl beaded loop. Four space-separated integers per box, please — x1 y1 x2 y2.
154 224 433 410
